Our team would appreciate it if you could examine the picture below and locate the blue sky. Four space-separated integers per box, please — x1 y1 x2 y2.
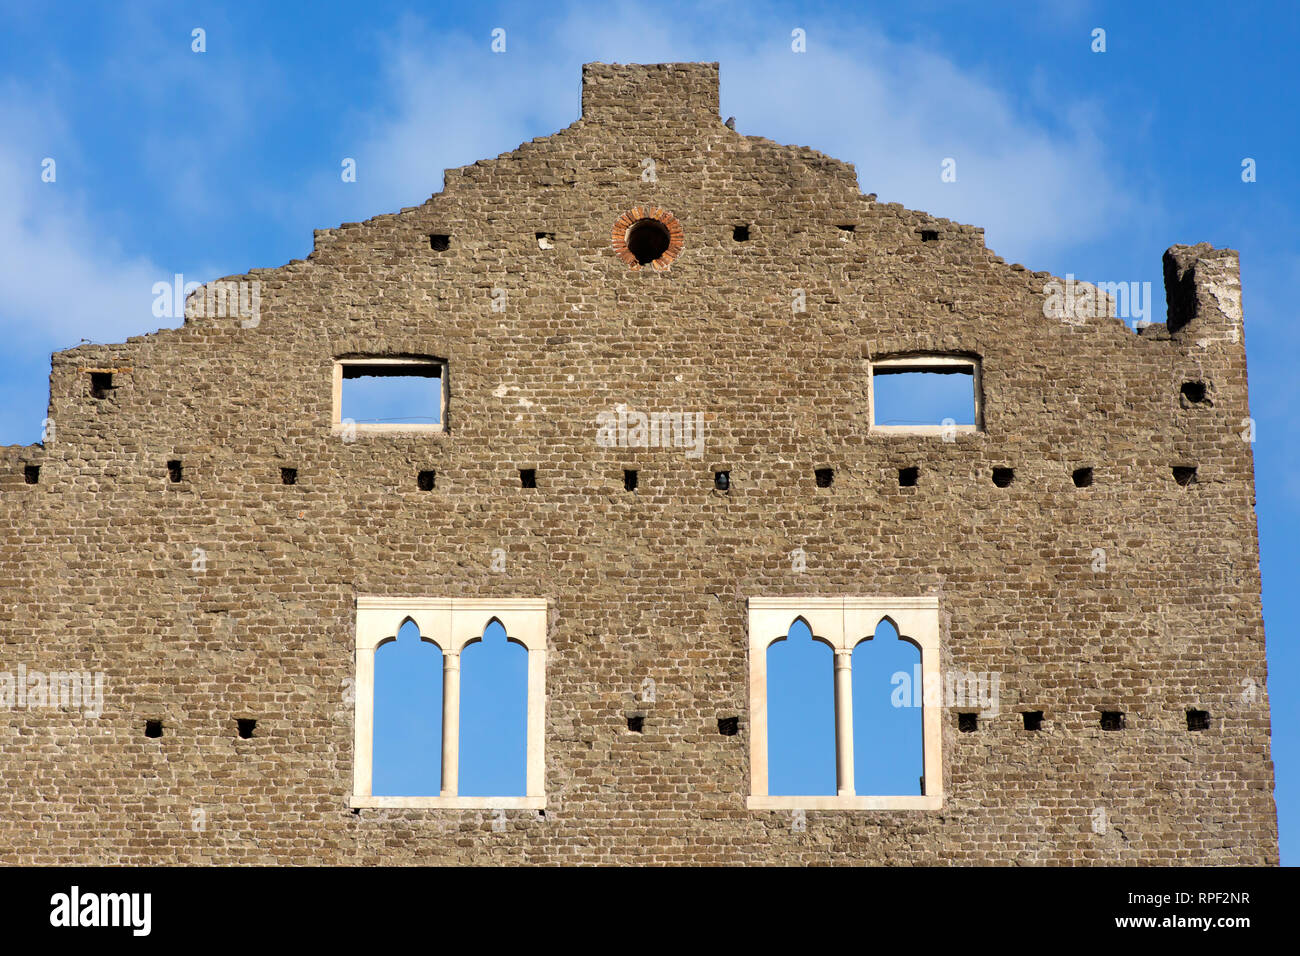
0 1 1295 860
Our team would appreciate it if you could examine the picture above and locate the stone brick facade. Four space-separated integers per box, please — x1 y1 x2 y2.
0 62 1277 864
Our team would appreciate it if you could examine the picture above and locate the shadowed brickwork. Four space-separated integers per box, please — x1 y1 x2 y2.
0 62 1277 864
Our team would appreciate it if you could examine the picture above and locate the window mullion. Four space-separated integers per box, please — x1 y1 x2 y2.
834 648 855 797
441 650 461 797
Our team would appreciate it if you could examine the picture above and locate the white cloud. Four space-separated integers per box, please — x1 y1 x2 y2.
0 92 178 343
0 0 1140 444
0 94 170 443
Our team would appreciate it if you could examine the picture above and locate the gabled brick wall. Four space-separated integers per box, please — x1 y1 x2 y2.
0 62 1276 864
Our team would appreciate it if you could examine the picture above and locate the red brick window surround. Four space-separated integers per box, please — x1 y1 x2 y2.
612 207 683 271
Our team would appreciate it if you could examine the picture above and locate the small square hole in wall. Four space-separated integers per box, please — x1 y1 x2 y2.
626 714 644 733
717 716 739 736
836 224 855 233
167 460 183 483
624 469 638 492
992 467 1014 487
23 465 39 484
280 467 297 485
898 466 919 487
519 468 537 489
417 470 436 491
429 234 450 251
1023 711 1044 731
1100 711 1125 731
144 719 163 739
733 225 750 242
958 712 978 733
1073 467 1094 488
1180 381 1208 404
90 371 113 399
920 230 939 242
237 718 257 739
815 467 834 488
1187 709 1210 732
713 470 730 491
536 232 555 250
1173 465 1197 486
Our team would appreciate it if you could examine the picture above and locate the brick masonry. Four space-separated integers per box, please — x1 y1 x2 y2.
0 62 1277 864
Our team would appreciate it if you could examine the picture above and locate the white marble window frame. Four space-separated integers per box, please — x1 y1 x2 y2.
747 596 943 811
349 596 548 810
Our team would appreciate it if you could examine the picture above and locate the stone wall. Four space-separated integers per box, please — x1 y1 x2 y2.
0 63 1277 864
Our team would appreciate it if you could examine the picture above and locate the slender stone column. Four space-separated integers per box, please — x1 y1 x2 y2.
441 652 461 797
834 649 854 797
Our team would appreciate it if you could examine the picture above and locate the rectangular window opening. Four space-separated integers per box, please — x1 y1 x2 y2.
718 716 739 736
1023 711 1044 731
429 234 450 251
871 357 980 433
90 371 114 399
519 468 537 489
1100 711 1125 731
23 464 39 484
336 357 444 432
1187 709 1210 732
623 469 638 492
920 230 940 242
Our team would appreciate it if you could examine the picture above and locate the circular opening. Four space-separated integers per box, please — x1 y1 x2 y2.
625 218 672 265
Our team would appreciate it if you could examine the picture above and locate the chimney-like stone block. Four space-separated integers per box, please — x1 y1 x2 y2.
581 62 720 122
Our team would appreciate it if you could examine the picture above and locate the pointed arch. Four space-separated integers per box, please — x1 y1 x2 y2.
766 619 836 796
851 618 923 796
459 615 531 652
747 596 943 810
373 619 443 796
352 597 548 809
374 614 443 651
459 619 528 797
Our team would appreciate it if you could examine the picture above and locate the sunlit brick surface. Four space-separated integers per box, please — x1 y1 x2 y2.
0 63 1276 864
